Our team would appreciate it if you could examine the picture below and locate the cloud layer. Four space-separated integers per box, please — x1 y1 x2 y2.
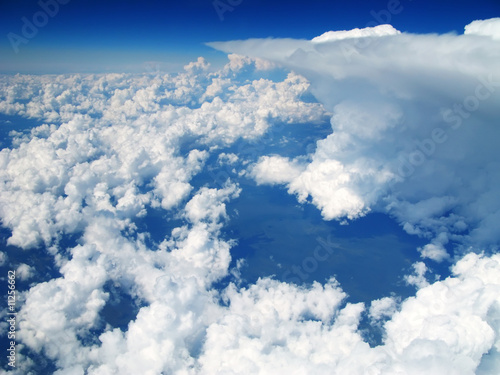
0 20 499 374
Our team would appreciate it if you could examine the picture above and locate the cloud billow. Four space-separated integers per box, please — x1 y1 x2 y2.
0 21 500 374
212 20 500 258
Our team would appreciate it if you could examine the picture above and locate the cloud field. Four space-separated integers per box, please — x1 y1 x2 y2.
0 19 500 375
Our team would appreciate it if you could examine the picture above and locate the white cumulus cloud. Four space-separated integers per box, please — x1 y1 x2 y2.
464 17 500 40
211 20 500 254
312 24 400 43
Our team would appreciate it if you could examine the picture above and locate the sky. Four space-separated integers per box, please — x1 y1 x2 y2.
1 0 500 73
1 0 500 374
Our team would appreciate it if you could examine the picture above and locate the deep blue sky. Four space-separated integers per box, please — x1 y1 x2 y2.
1 0 499 73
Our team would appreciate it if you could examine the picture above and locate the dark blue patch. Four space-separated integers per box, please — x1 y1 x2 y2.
100 280 141 331
132 206 185 248
0 226 63 285
0 114 42 149
223 177 427 304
